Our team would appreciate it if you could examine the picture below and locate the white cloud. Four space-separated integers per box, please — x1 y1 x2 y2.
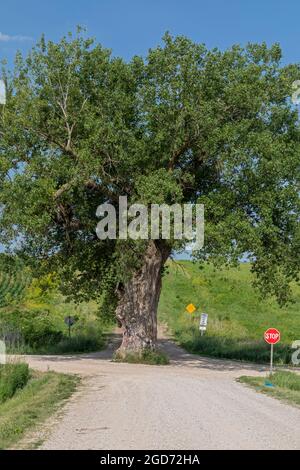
0 32 32 42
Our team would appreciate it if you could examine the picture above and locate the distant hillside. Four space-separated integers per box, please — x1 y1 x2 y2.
159 261 300 363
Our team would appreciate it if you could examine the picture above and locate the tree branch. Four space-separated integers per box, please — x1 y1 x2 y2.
168 139 191 172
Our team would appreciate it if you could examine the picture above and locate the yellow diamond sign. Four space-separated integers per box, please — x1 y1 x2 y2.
186 303 196 314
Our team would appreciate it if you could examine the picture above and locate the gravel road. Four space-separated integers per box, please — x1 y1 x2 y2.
18 329 300 450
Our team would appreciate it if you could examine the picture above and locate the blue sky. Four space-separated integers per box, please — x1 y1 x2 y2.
0 0 300 66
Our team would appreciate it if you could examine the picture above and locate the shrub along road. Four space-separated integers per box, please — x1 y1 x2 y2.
15 329 300 450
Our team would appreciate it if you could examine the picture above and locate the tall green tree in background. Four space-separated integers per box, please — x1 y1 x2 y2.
0 31 299 355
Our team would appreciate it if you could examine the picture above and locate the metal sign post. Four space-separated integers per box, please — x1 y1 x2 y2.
270 343 274 376
64 316 76 338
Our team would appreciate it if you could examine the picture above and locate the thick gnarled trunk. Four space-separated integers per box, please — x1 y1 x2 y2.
115 241 170 357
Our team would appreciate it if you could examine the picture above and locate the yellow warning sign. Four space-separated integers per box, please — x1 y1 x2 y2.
186 303 196 314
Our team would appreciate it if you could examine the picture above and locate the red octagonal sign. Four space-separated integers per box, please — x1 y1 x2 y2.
264 328 280 345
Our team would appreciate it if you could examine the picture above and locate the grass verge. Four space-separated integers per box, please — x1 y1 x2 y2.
0 363 30 403
238 371 300 407
5 327 112 355
114 349 169 365
0 369 79 449
167 325 292 363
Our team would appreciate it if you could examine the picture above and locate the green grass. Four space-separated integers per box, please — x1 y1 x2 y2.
0 295 113 355
1 330 108 355
114 349 170 365
0 262 115 355
4 328 111 355
0 363 30 403
159 261 300 364
239 371 300 407
47 333 105 354
0 369 79 449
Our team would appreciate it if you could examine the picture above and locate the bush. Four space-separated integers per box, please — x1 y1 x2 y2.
17 310 63 348
0 363 30 403
50 334 105 354
0 309 63 350
0 309 107 354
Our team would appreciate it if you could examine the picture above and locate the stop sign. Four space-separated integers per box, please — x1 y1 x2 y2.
264 328 280 345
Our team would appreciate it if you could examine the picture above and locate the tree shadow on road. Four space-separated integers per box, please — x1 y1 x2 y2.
158 336 269 373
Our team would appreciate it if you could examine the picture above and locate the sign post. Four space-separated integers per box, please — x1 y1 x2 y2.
270 344 274 375
199 313 208 336
64 316 75 338
264 328 280 375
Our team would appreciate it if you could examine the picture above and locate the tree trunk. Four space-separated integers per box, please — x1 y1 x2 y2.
115 240 170 357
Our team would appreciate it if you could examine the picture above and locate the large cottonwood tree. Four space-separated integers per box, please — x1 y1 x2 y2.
0 32 299 355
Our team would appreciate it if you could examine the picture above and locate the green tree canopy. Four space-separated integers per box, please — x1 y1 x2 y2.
0 31 299 352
